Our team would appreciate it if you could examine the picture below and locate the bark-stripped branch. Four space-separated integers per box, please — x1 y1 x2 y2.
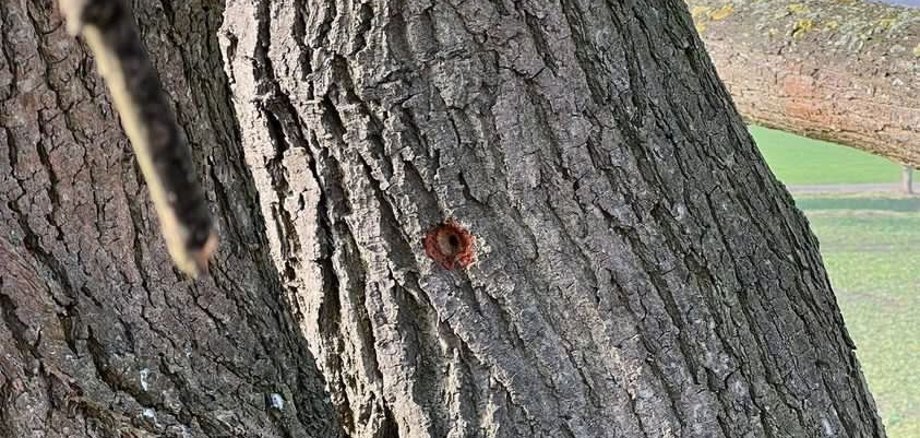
59 0 217 276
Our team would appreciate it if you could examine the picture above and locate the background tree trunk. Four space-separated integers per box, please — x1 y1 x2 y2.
221 0 884 437
0 1 337 437
688 0 920 167
903 166 915 194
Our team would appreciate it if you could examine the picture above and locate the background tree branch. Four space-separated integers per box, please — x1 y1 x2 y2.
690 0 920 167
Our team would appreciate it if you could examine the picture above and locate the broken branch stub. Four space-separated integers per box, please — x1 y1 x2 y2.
59 0 217 276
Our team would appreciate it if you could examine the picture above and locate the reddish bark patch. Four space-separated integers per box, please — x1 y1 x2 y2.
423 220 475 270
780 66 833 126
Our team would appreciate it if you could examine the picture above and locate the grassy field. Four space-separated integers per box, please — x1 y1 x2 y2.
750 126 919 437
750 125 903 185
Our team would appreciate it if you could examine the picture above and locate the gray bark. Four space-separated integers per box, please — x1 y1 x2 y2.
0 1 337 437
221 0 884 437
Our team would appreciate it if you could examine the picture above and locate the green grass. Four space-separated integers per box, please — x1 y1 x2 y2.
749 125 903 185
750 126 918 437
803 203 920 437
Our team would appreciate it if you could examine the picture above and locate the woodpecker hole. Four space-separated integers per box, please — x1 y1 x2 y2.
424 220 475 270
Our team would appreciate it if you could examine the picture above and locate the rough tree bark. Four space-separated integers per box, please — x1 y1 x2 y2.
689 0 920 167
0 1 338 437
220 0 884 437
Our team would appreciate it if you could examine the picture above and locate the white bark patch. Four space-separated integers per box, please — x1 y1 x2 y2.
139 368 150 391
268 393 285 411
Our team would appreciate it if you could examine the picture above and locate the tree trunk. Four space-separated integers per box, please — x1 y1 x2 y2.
221 0 884 437
689 0 920 167
0 1 338 437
